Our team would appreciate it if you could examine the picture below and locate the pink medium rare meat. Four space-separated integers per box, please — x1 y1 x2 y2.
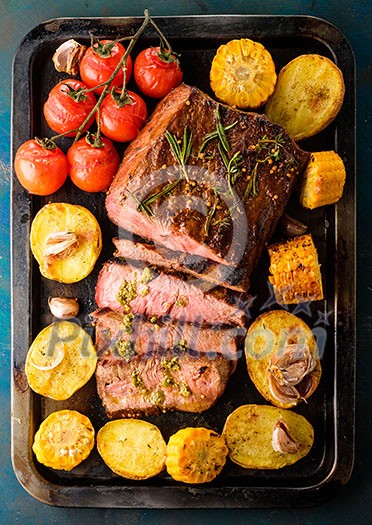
91 308 243 360
95 260 246 327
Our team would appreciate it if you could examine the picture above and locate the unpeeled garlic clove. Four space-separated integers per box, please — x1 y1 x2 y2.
52 39 86 75
48 297 79 319
272 417 300 454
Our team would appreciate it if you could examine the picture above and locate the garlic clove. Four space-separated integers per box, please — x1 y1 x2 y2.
44 231 78 259
279 213 307 237
48 297 79 319
272 416 300 454
52 39 86 75
269 343 317 387
268 372 300 405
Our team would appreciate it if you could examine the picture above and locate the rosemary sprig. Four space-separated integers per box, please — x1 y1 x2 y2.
198 122 237 155
218 143 243 194
127 189 154 218
242 133 290 201
212 215 231 231
165 128 193 182
138 179 181 216
215 106 229 152
204 198 218 236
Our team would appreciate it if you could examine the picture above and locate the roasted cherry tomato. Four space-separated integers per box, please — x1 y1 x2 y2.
98 90 148 143
134 47 183 99
79 39 133 94
67 134 120 192
43 79 96 137
14 139 68 196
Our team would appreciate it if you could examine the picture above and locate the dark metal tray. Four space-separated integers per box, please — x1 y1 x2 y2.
11 14 356 508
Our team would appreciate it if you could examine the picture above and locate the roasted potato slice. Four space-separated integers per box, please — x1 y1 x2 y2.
223 404 314 469
30 202 102 283
166 427 228 484
265 54 345 141
26 321 97 400
245 310 321 408
32 410 95 471
97 419 166 480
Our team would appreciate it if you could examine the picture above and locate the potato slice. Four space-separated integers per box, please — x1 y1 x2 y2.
166 427 228 484
245 310 321 408
97 419 166 480
32 409 95 471
30 202 102 283
26 321 97 400
223 404 314 469
265 54 345 141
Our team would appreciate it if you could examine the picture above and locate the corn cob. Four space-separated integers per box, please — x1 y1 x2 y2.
300 151 346 209
165 427 228 484
210 38 277 109
268 234 323 304
32 410 95 471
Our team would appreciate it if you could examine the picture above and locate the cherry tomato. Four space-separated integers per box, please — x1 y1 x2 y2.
134 47 183 99
67 135 120 192
98 90 148 143
14 139 68 195
79 39 133 94
43 79 96 137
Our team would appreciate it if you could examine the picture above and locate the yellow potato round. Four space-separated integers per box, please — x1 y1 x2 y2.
26 321 97 400
32 410 95 471
97 419 166 480
245 310 321 408
166 427 228 484
223 404 314 469
265 54 345 141
30 202 102 283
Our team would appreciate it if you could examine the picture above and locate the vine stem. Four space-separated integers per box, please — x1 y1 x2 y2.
46 9 174 146
149 17 174 57
74 9 152 142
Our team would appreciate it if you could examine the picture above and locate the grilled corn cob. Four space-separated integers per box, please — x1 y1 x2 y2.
300 151 346 209
32 410 95 471
210 38 277 109
166 427 228 484
268 234 323 304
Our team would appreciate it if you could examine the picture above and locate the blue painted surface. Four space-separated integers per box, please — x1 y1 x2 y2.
1 0 371 523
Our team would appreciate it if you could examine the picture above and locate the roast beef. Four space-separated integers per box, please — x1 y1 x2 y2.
95 260 247 327
91 308 243 361
113 237 247 292
106 83 309 291
95 348 233 418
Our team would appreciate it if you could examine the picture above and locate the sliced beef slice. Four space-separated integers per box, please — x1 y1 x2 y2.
106 83 309 289
91 308 243 361
95 349 232 418
95 260 247 327
113 237 248 292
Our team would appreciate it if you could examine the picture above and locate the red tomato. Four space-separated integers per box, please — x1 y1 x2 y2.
134 47 183 99
67 135 120 192
98 90 148 143
14 139 68 195
79 40 133 94
43 79 96 137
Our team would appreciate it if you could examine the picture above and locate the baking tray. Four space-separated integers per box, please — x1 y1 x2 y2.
11 14 356 508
